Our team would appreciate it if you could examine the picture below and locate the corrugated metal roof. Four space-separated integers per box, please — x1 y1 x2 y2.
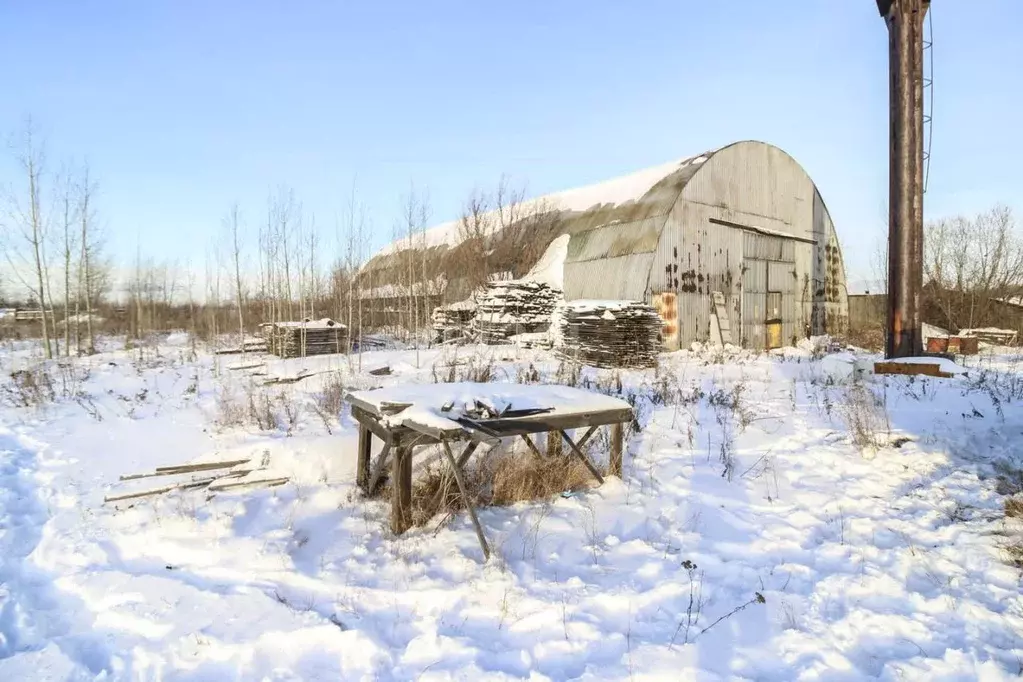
363 148 719 273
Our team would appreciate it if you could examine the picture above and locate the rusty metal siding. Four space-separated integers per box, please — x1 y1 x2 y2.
652 292 679 349
742 259 766 349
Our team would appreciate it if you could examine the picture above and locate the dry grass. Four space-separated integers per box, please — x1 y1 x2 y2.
1005 497 1023 519
839 379 890 451
408 447 601 527
490 450 597 506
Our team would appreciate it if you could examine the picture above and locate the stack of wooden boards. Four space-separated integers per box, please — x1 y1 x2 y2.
431 300 476 343
264 318 347 358
473 280 562 344
104 456 289 503
554 300 662 369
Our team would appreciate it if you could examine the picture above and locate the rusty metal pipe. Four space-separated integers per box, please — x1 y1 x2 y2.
880 0 929 358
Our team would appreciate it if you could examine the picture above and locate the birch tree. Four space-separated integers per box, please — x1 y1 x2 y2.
226 203 246 347
58 167 78 356
3 123 55 357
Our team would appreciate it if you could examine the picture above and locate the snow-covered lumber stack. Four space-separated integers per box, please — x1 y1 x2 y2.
265 318 347 358
472 280 562 344
554 300 662 369
432 300 476 343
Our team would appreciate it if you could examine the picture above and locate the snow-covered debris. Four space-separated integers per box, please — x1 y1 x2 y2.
473 280 562 343
432 300 476 343
555 300 661 368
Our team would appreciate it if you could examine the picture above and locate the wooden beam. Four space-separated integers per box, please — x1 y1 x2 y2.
390 444 412 534
104 476 219 502
520 434 544 459
350 405 397 444
874 361 953 379
441 441 491 560
610 422 624 477
207 476 289 492
367 442 392 495
356 424 372 491
455 441 480 469
401 415 465 441
461 408 632 438
120 459 252 481
575 426 599 451
560 430 604 486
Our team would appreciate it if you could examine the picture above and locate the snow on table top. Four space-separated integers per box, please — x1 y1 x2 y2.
348 382 631 428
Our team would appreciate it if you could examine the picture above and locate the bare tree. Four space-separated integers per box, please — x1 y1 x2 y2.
456 187 496 299
924 205 1023 331
226 203 246 347
3 122 55 357
76 164 98 354
58 167 78 356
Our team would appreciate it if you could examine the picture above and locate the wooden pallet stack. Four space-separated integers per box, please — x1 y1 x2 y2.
554 300 662 369
432 300 476 343
265 318 348 358
472 280 562 344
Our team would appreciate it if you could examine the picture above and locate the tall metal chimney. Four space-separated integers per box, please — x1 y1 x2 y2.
878 0 930 358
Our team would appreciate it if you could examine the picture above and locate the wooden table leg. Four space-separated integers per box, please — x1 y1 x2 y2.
560 430 605 485
390 441 412 534
356 424 372 492
610 422 623 477
441 441 490 560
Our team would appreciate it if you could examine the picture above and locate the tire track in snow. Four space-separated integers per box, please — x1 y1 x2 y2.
0 428 90 678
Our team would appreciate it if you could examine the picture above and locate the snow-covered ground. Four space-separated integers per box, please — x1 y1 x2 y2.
1 335 1022 680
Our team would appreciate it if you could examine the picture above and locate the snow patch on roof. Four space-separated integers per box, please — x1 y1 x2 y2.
523 234 570 290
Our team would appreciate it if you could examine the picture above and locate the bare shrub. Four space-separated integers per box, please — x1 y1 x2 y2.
554 359 582 387
278 390 299 435
839 379 890 452
3 365 56 407
516 363 542 384
215 386 246 427
317 370 346 416
432 349 498 384
247 385 278 430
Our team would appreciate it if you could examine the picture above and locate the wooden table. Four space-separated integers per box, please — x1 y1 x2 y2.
345 383 633 559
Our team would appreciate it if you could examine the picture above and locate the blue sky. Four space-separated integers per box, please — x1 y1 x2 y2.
1 0 1021 286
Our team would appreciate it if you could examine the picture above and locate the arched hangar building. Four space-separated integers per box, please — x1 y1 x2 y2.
360 140 849 350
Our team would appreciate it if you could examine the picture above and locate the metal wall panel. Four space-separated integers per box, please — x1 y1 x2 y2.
563 253 656 301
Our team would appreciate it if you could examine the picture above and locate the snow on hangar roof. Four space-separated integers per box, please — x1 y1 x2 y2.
371 149 717 261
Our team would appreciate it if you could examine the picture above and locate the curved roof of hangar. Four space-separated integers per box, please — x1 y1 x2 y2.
363 146 722 271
